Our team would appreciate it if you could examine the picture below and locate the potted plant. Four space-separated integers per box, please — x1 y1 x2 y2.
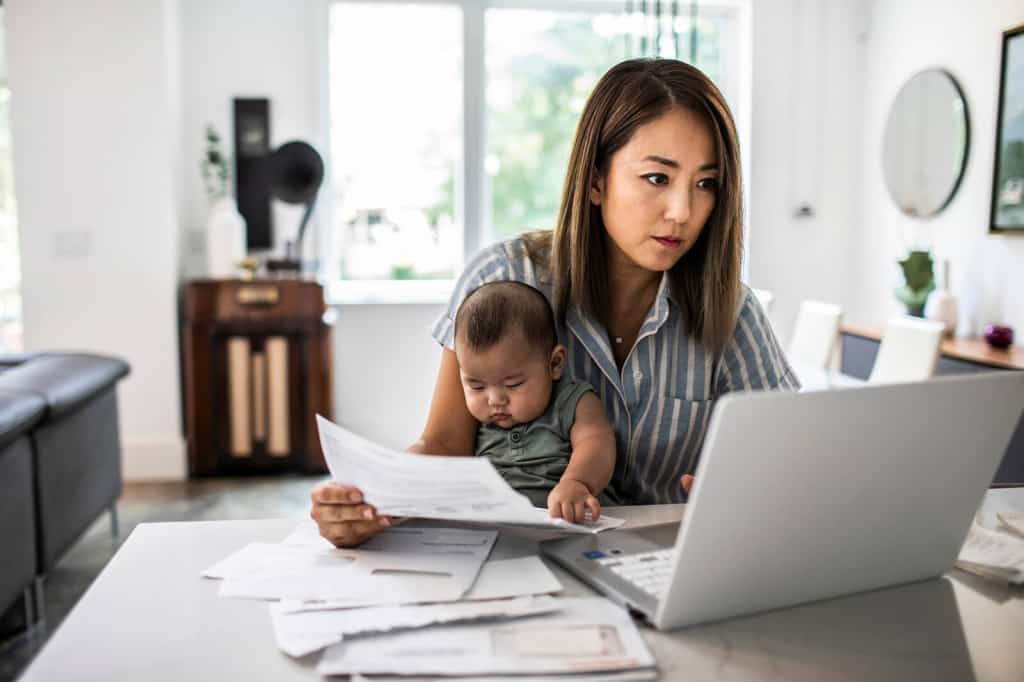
895 250 935 317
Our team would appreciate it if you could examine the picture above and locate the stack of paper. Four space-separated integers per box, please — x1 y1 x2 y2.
208 526 498 602
997 511 1024 538
316 415 625 534
956 515 1024 585
201 521 658 679
317 597 656 677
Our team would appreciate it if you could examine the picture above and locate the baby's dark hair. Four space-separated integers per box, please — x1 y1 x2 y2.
454 281 557 354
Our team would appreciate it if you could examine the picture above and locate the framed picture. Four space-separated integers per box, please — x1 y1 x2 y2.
991 23 1024 232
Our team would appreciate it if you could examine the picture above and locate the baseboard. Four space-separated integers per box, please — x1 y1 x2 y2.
121 436 187 481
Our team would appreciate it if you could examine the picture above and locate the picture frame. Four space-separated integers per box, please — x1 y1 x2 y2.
990 23 1024 233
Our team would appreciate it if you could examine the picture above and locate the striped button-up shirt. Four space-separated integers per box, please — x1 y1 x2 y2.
432 237 799 504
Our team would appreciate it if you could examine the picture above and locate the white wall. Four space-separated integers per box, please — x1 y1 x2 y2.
332 304 445 450
852 0 1024 336
7 0 185 479
746 0 868 344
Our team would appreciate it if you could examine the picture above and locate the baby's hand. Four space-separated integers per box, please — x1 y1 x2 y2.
547 478 601 525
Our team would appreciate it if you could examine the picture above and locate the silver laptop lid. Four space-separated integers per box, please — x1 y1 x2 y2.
656 371 1024 630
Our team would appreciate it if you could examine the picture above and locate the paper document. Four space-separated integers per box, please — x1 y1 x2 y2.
956 520 1024 585
317 415 624 534
279 555 563 614
271 595 561 657
351 673 659 682
207 526 496 603
317 597 656 677
997 511 1024 538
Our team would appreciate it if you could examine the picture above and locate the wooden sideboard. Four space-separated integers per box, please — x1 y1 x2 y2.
839 324 1024 486
181 279 332 476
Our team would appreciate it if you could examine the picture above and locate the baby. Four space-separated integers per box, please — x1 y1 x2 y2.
453 281 616 523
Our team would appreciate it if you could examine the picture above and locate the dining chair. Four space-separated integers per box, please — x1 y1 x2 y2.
787 300 843 369
868 316 945 384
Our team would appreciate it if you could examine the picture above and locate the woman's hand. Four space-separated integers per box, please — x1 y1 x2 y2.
548 478 601 524
309 482 392 548
680 474 694 494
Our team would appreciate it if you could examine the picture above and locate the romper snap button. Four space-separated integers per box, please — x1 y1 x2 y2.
510 431 522 443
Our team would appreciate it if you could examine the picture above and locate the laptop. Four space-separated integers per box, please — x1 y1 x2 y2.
541 372 1024 630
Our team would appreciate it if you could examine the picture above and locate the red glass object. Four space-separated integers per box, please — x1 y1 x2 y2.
983 324 1014 349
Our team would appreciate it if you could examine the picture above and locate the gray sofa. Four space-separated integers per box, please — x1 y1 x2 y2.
0 352 129 631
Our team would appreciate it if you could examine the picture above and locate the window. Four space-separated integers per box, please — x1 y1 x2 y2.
326 1 748 301
0 8 21 350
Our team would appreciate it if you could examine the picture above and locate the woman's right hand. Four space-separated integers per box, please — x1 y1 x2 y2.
309 482 392 547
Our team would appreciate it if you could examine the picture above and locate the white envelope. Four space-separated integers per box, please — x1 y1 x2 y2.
270 595 561 657
317 597 656 677
208 526 497 603
278 555 563 613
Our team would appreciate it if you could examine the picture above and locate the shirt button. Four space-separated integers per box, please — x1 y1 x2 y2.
510 431 522 443
633 370 643 382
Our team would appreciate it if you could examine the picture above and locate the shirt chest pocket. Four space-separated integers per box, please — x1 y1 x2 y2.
658 396 712 448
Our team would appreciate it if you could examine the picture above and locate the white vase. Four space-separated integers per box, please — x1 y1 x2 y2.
205 196 247 279
925 259 958 336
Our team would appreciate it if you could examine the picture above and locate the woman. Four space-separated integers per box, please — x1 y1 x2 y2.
311 58 798 547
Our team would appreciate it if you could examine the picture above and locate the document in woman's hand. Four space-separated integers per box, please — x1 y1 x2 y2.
316 415 624 533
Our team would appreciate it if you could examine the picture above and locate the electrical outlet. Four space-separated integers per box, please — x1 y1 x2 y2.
52 230 91 259
187 229 206 256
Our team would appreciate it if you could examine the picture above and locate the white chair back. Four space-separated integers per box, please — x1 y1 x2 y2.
787 300 843 369
751 288 775 314
868 317 945 384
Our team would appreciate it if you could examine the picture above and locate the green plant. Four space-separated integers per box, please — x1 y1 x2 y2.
200 125 230 199
894 250 935 316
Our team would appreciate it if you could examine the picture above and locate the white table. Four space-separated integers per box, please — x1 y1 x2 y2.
790 361 866 391
19 494 1024 682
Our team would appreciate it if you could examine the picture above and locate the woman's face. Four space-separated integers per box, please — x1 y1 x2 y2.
590 106 720 276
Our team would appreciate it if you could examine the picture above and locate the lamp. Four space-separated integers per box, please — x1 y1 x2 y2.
265 140 325 275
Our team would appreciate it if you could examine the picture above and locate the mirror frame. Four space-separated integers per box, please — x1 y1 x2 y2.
883 68 971 219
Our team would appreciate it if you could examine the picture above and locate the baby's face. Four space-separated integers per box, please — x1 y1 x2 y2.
456 328 564 429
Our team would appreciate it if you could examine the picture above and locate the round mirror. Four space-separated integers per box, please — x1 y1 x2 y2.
882 69 969 218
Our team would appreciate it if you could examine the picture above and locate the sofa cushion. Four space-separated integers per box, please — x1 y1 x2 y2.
0 353 130 418
0 388 46 450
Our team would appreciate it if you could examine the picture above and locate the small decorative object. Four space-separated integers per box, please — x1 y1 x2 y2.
895 250 935 317
984 324 1014 350
202 125 247 279
238 257 261 281
990 24 1024 232
924 259 958 336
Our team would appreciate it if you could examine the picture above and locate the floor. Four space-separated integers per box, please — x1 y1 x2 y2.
0 475 326 682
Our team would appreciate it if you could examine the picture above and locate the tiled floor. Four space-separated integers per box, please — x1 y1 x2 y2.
0 475 326 682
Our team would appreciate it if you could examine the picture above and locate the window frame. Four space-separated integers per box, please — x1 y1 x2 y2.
321 0 751 304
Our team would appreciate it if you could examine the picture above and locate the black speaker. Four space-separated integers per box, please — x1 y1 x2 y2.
233 98 272 250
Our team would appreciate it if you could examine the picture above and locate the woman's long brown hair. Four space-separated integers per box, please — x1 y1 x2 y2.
525 58 743 356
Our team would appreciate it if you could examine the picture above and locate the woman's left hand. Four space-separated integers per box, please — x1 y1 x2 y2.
680 474 694 494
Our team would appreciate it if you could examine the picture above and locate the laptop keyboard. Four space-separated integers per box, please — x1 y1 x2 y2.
594 548 673 598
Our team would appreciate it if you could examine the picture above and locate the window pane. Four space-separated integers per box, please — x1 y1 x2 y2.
485 9 628 240
485 6 739 242
0 7 21 352
329 3 462 281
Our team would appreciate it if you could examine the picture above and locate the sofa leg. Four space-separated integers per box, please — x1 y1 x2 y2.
110 503 120 540
23 587 35 627
33 576 45 626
